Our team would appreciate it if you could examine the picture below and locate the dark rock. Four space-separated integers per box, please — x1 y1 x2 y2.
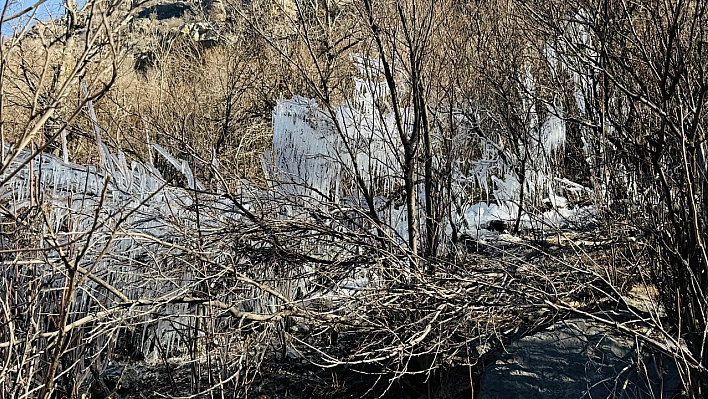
478 319 680 399
485 219 508 233
134 50 157 73
136 2 192 20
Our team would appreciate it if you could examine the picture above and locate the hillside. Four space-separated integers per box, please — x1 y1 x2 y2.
1 0 707 398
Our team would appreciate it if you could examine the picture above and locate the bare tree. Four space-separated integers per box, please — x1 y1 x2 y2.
525 0 708 395
2 0 694 398
0 1 132 397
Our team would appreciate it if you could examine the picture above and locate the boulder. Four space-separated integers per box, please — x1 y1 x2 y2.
478 319 680 399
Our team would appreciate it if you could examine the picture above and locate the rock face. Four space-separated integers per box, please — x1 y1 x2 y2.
135 1 193 20
478 319 680 399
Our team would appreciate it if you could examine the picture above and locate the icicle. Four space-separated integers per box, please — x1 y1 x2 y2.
152 144 206 191
541 103 566 154
81 82 108 169
61 129 69 163
272 96 342 202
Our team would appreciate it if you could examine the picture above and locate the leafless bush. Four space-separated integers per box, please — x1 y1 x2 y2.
0 1 697 398
521 0 708 395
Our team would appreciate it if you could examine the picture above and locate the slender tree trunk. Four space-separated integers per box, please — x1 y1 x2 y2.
513 162 525 234
363 0 420 269
404 144 419 263
422 98 435 260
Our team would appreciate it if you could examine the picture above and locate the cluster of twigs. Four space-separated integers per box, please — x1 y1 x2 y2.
0 148 641 398
3 0 705 398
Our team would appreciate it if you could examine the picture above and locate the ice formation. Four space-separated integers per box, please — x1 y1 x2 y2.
271 54 404 235
272 95 342 202
0 134 233 360
271 55 595 239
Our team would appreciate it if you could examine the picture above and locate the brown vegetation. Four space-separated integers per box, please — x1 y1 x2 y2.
1 0 706 398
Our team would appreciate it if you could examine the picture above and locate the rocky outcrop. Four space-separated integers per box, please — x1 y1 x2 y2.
179 22 221 43
135 1 193 21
